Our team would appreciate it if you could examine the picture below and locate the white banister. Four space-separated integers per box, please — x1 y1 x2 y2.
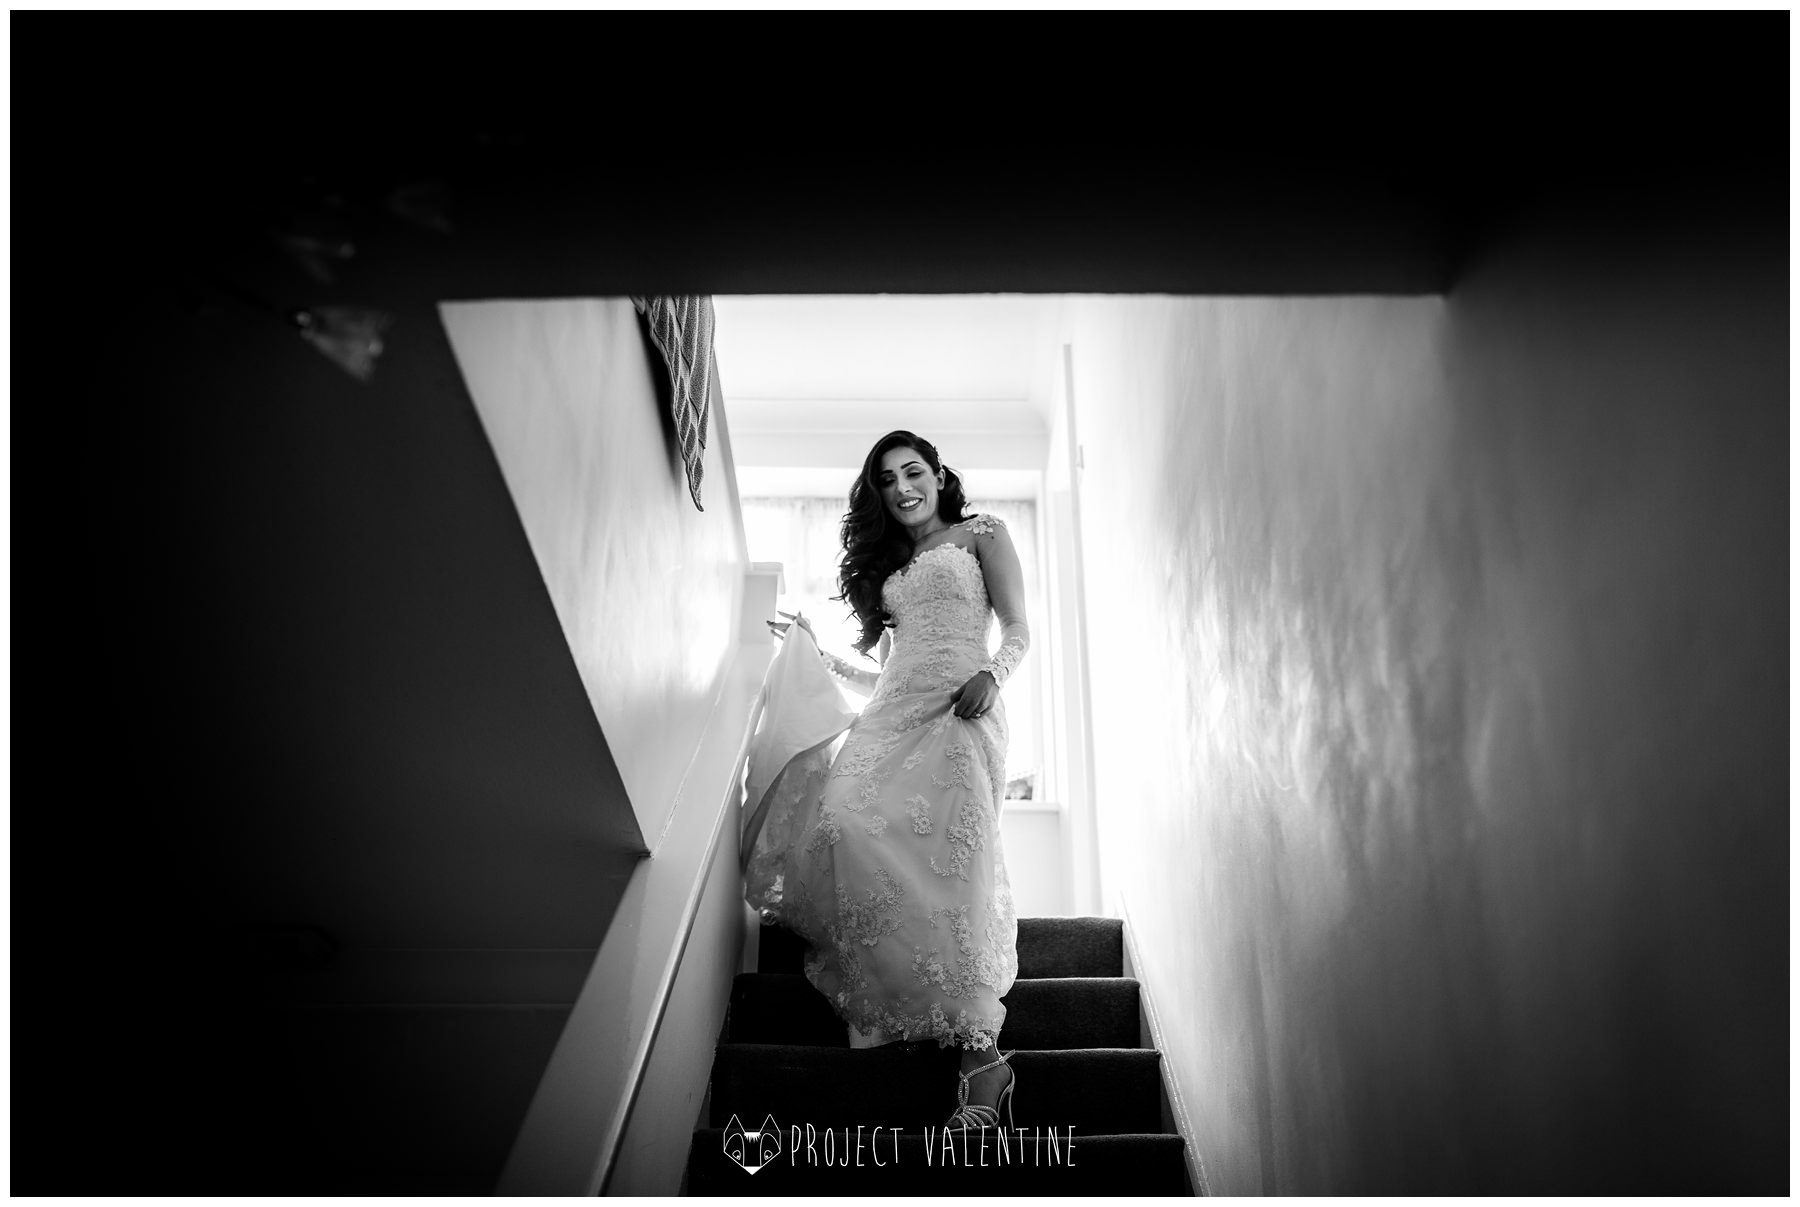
495 569 780 1196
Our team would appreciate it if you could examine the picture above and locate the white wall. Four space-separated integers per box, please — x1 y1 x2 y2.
442 299 747 849
1039 338 1103 919
1063 209 1785 1192
998 807 1068 917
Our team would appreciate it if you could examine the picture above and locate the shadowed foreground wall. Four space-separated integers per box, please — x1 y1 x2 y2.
32 282 716 1191
1068 208 1785 1194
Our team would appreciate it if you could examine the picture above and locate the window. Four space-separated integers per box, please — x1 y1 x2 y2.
742 494 1043 800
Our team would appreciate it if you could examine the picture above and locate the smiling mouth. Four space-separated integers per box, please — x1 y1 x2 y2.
897 498 923 511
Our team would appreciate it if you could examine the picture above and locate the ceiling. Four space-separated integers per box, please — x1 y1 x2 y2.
715 295 1056 499
713 295 1051 405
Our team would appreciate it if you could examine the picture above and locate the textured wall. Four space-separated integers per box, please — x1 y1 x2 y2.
1069 212 1785 1193
442 299 746 850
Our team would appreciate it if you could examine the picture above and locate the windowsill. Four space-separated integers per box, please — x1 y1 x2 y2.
1000 798 1063 814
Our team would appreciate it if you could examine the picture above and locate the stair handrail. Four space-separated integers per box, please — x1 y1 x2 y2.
495 643 766 1195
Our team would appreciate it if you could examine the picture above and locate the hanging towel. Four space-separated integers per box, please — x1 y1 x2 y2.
631 295 716 510
741 625 860 912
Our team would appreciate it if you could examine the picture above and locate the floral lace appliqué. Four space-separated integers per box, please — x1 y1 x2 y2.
804 807 843 853
963 514 1000 536
835 867 905 947
911 904 1007 999
851 767 890 812
931 743 975 792
848 997 1002 1052
834 733 899 779
929 797 986 880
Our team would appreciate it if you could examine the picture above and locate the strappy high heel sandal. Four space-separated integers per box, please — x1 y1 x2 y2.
945 1049 1017 1130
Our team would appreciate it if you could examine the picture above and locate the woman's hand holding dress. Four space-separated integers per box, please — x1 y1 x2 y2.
950 670 998 718
766 610 816 641
770 611 882 693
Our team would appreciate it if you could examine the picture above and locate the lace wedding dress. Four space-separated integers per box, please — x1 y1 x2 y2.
744 515 1028 1051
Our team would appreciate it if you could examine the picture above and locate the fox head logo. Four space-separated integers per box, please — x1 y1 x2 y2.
723 1113 782 1174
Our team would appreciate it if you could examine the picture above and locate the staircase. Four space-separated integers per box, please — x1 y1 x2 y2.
684 917 1192 1194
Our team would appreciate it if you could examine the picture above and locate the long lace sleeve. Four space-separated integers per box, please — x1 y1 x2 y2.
968 514 1030 687
819 648 880 694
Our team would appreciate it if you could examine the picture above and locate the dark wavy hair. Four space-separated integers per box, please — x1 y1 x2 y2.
833 430 972 656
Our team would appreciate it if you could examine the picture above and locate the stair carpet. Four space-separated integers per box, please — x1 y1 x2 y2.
685 917 1191 1194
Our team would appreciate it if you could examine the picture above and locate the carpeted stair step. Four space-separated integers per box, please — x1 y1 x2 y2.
707 1044 1165 1135
758 917 1124 979
727 973 1142 1050
685 1128 1189 1195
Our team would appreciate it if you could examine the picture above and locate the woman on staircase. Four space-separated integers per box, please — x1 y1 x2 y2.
754 430 1029 1131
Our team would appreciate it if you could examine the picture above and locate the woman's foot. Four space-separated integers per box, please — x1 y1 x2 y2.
947 1048 1017 1129
958 1049 1013 1110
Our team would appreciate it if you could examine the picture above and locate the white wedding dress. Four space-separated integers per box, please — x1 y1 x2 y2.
743 514 1028 1051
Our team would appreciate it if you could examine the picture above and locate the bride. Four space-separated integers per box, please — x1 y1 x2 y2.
754 429 1030 1130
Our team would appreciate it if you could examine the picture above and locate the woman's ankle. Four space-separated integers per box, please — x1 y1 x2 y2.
959 1048 1008 1079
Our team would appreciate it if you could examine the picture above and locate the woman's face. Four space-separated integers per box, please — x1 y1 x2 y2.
877 446 943 533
